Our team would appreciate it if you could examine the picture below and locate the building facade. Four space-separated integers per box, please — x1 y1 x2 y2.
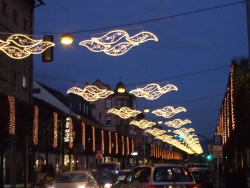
0 0 36 103
215 58 250 187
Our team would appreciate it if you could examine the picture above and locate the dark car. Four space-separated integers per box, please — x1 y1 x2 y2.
37 173 58 188
92 170 118 188
52 171 98 188
191 170 213 188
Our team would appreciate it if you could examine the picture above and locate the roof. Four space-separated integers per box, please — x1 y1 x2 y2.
92 79 111 90
61 170 92 174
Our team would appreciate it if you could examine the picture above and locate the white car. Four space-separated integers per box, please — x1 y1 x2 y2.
52 171 98 188
120 164 198 188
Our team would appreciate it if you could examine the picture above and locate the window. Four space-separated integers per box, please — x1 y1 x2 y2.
117 99 128 107
13 10 18 24
105 116 112 127
118 117 128 126
2 1 7 16
79 102 82 112
0 65 7 81
124 168 143 183
22 74 27 88
83 104 86 113
140 168 151 182
105 98 112 108
154 167 193 182
85 105 88 114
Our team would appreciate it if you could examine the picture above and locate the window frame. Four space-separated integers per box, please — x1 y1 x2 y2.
105 98 112 109
105 115 112 127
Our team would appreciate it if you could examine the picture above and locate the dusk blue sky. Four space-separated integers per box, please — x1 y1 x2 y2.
33 1 248 142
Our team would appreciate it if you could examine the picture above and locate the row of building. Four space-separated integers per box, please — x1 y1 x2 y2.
2 0 250 187
0 1 186 186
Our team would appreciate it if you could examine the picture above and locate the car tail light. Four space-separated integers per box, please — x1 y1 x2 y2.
149 185 165 188
185 185 199 188
149 185 198 188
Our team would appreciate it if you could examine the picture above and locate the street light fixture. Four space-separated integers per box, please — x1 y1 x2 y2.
157 120 163 124
144 108 150 113
61 33 74 44
116 81 126 93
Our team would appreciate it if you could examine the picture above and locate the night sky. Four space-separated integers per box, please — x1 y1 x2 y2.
33 0 248 142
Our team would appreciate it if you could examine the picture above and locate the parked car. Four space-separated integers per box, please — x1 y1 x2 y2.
191 169 213 188
52 171 98 188
120 164 199 188
92 170 119 188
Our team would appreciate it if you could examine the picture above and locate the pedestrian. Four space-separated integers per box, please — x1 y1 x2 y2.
247 163 250 177
225 167 236 188
235 163 247 188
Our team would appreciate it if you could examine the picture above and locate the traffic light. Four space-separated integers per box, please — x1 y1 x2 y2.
207 154 213 160
42 35 54 62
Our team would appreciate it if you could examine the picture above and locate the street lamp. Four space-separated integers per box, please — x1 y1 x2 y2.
115 81 126 93
144 108 150 113
61 33 74 44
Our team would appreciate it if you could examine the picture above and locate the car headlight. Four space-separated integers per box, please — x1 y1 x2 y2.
104 183 112 188
78 185 85 188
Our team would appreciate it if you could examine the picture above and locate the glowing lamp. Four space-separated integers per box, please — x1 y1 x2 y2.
158 120 163 124
118 87 126 93
61 33 73 44
116 81 126 93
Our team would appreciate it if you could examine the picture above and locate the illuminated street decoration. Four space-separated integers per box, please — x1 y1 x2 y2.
53 112 58 148
129 83 178 100
155 134 194 154
115 133 118 154
127 137 130 155
79 30 158 56
109 131 112 154
33 106 39 145
174 127 195 134
64 117 73 148
101 130 104 154
145 128 166 136
103 42 137 56
92 126 96 152
108 107 141 119
0 34 55 59
173 128 203 154
130 119 156 129
230 66 235 130
126 31 159 43
82 122 86 150
69 118 73 148
165 119 192 128
152 106 186 118
92 30 129 44
8 96 15 134
67 85 114 101
122 136 125 155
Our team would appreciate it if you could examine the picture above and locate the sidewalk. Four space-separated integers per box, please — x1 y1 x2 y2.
213 174 250 188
